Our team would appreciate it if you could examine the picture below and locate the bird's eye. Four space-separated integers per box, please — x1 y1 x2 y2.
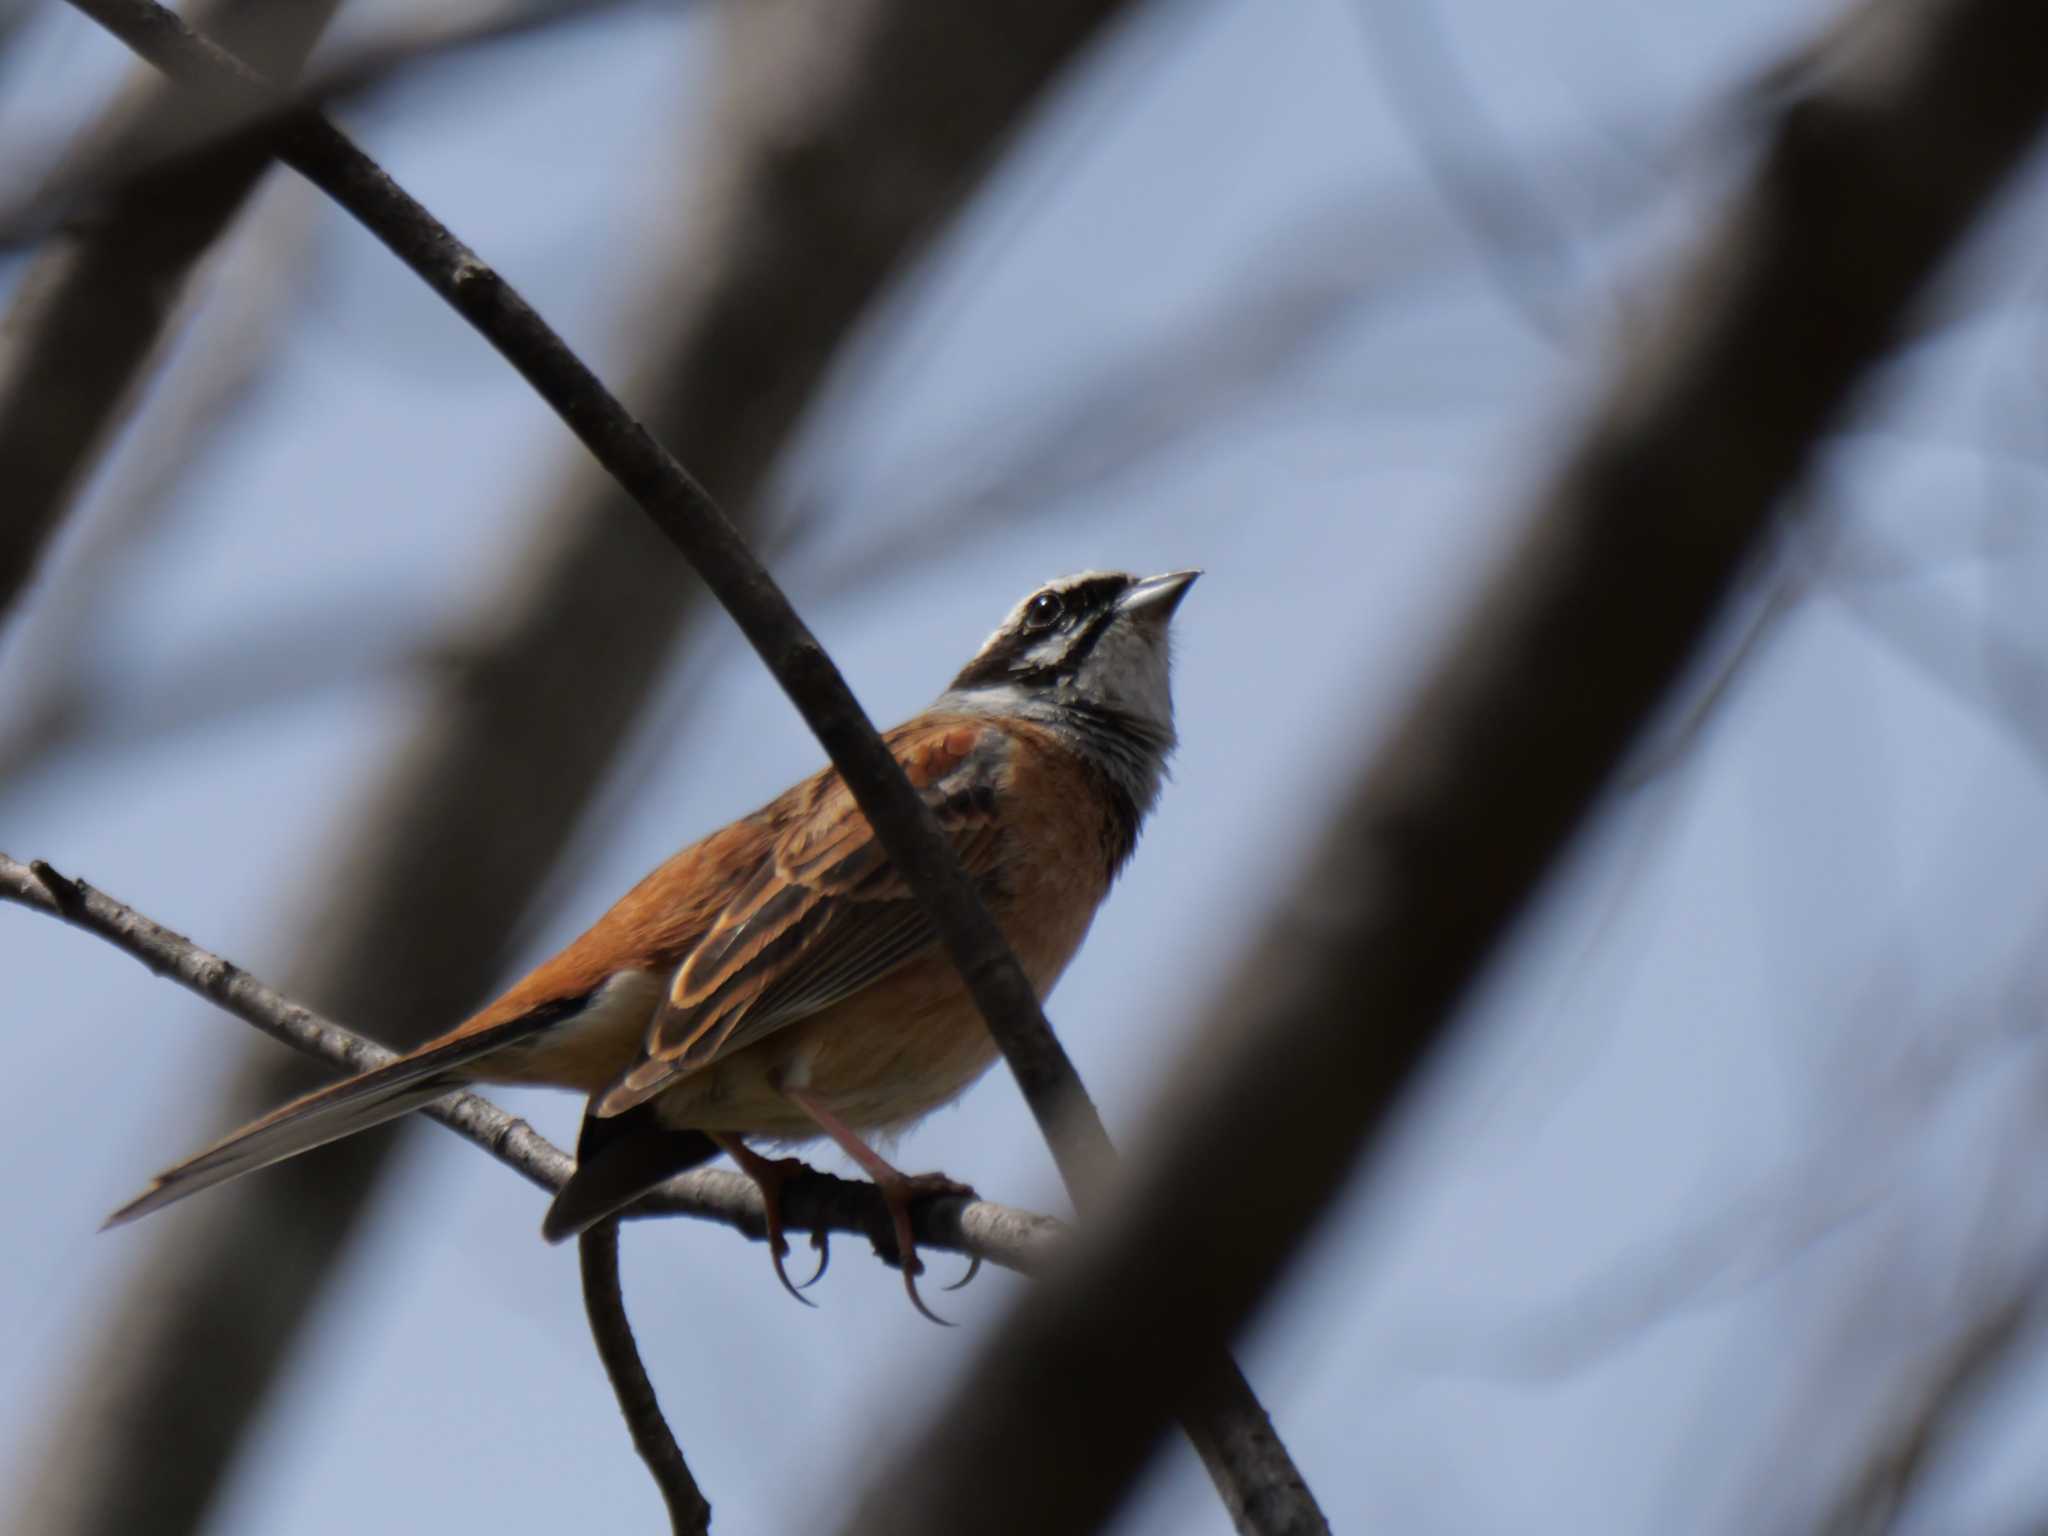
1022 591 1065 630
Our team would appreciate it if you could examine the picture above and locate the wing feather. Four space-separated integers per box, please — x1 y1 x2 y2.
594 721 1007 1115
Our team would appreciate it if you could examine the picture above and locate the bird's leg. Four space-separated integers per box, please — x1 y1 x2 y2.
780 1087 976 1326
709 1134 827 1304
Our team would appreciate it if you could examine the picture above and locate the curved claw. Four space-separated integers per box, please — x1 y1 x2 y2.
766 1234 819 1309
714 1137 823 1310
798 1228 831 1290
941 1253 982 1293
900 1263 954 1328
880 1184 958 1326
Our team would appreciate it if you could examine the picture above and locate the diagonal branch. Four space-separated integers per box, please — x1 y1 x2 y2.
62 0 1116 1223
52 4 1323 1530
831 0 2048 1532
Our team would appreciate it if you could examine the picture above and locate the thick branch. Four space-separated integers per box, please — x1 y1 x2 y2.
0 851 1063 1274
835 1 2048 1533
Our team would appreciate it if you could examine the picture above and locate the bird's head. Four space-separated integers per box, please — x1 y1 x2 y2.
941 569 1199 806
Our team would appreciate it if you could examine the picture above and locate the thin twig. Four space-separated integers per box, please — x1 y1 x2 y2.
51 5 1324 1530
579 1220 713 1536
0 851 1063 1273
832 0 2048 1532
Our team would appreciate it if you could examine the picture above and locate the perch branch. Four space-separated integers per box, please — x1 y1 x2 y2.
62 0 1114 1219
51 3 1324 1528
0 852 1063 1272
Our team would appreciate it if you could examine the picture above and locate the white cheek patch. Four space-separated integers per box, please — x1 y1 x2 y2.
1020 631 1076 672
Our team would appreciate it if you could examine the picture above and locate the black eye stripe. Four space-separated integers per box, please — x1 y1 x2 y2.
945 574 1138 693
1009 602 1121 685
1058 575 1132 614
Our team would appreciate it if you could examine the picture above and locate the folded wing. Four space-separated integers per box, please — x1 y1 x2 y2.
593 720 1009 1116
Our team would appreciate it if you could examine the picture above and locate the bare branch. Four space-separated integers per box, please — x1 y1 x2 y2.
833 1 2048 1532
24 0 1139 1521
64 0 1118 1223
51 3 1323 1528
579 1221 714 1536
0 851 1065 1272
0 848 1059 1531
1345 0 1592 349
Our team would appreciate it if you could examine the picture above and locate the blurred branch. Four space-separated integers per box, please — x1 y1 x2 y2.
1346 0 1592 349
0 180 313 791
0 595 427 794
0 1 37 84
58 4 1325 1533
787 124 1668 584
0 0 648 253
0 0 339 632
63 0 1121 1210
16 3 1331 1534
579 1220 713 1536
1424 863 2048 1386
1815 1277 2040 1536
1807 517 2048 773
838 1 2048 1532
0 853 1067 1273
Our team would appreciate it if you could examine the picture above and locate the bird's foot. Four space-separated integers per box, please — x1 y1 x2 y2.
715 1137 825 1308
871 1170 978 1325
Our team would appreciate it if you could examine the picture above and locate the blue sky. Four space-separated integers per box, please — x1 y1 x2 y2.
6 1 2048 1531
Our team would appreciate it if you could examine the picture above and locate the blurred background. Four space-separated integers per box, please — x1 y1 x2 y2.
4 0 2048 1531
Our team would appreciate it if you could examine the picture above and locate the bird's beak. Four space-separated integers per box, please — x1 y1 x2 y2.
1117 570 1201 623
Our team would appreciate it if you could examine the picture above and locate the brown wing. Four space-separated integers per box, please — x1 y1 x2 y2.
593 719 1010 1115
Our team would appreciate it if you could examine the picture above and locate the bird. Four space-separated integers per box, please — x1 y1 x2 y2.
107 569 1198 1320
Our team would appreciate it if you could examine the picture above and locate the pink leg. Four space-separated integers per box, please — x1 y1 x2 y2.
781 1087 976 1325
710 1134 828 1306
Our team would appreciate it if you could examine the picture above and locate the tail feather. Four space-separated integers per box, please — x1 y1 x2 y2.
105 1015 554 1229
541 1104 719 1243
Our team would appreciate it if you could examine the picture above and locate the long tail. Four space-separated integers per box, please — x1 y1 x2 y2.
105 1021 541 1228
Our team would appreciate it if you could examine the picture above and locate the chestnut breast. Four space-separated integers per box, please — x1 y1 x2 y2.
659 720 1121 1138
